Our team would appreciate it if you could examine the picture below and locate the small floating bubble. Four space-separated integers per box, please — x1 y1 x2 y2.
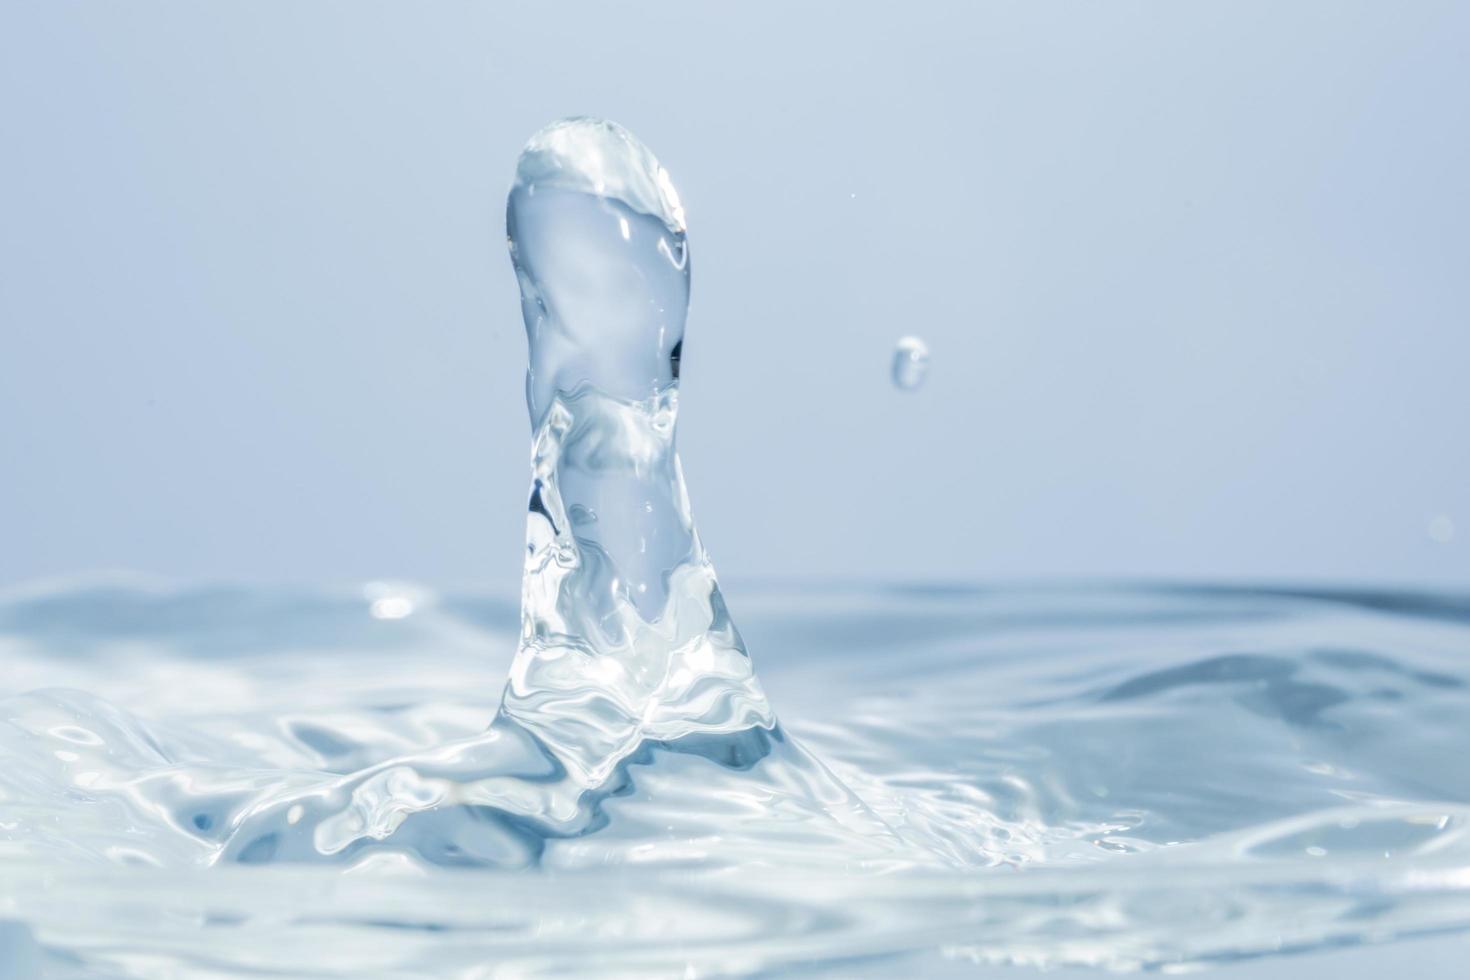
1428 514 1456 544
891 336 930 391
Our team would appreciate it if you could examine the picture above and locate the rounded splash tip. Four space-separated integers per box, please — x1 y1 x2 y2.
513 117 685 233
508 117 693 425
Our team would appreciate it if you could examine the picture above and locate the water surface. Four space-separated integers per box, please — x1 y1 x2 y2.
3 578 1470 976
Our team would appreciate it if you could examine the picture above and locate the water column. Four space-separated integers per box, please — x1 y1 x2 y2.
501 118 774 785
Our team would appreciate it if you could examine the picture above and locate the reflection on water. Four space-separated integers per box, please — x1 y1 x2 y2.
2 579 1470 976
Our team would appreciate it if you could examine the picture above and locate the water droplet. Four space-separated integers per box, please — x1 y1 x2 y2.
891 336 930 391
1428 514 1455 544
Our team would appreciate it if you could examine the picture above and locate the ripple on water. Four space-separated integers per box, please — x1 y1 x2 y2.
2 581 1470 975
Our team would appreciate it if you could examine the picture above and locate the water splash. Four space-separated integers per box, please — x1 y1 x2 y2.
503 116 776 775
892 335 930 390
5 119 1470 976
205 117 886 868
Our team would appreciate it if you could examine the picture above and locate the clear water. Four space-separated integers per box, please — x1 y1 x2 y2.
3 119 1470 976
4 580 1470 976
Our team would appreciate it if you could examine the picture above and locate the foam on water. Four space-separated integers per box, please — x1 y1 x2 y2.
2 119 1470 976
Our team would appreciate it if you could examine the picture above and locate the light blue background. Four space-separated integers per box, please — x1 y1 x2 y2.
2 2 1466 591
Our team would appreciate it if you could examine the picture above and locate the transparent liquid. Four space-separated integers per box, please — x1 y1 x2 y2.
3 580 1470 976
892 335 930 390
2 120 1469 976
